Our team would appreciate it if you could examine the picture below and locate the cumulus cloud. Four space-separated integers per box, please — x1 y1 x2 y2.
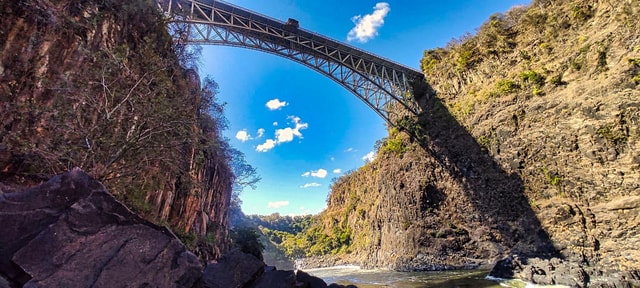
235 130 251 142
333 169 342 174
254 116 308 152
302 169 328 178
256 139 277 152
266 99 288 110
362 151 377 163
300 183 321 188
268 201 290 208
275 116 308 143
345 147 355 152
347 2 390 43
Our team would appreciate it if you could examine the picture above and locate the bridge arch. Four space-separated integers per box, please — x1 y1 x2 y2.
156 0 424 124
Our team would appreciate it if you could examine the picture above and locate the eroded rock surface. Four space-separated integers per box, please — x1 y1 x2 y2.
0 168 202 287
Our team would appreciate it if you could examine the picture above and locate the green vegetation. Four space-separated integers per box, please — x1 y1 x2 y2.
495 79 521 95
176 230 199 250
230 227 265 260
629 58 640 84
260 218 353 259
571 3 594 24
381 137 406 155
520 70 545 87
596 124 628 151
542 168 563 187
0 0 261 260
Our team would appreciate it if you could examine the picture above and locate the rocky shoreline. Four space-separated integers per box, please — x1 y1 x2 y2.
295 253 640 287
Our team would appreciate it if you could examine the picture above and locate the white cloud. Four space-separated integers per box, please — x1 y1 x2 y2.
302 169 328 178
268 201 290 208
347 2 390 43
275 116 308 143
235 130 251 142
254 116 307 152
256 139 276 152
333 169 342 174
276 127 296 143
362 151 377 163
345 148 355 152
273 122 278 126
266 99 288 110
300 183 321 188
330 156 335 161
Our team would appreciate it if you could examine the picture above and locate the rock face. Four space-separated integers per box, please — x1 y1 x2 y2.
308 0 640 285
0 168 203 287
0 0 233 260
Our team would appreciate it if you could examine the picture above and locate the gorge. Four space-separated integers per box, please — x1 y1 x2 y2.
1 0 639 287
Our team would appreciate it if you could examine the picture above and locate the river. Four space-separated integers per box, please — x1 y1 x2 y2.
306 266 566 288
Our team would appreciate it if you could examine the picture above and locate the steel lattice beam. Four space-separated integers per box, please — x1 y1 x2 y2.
156 0 424 124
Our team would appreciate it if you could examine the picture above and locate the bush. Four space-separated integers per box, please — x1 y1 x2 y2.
382 137 406 155
571 4 594 24
519 70 545 87
550 74 566 86
495 79 521 95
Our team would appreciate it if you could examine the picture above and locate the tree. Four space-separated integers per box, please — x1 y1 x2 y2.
230 227 265 260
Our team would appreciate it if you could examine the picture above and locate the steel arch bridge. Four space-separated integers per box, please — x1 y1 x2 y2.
155 0 424 124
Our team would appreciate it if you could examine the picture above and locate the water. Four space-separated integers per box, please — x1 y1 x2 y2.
306 266 561 288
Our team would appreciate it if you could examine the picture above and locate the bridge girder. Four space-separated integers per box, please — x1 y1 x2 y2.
156 0 424 124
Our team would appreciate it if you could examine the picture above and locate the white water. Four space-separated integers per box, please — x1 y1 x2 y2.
305 266 570 288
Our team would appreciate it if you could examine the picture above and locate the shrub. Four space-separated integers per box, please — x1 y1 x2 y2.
495 79 521 95
383 137 406 155
596 124 628 147
520 70 545 87
571 4 594 24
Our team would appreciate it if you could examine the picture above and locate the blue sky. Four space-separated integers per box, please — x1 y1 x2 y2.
196 0 530 216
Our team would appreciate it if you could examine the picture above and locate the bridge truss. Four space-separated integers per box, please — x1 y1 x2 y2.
156 0 424 124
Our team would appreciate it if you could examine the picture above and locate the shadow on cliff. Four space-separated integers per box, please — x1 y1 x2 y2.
404 86 560 266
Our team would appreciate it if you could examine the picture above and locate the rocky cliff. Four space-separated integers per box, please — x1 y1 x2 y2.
307 0 639 285
0 0 233 260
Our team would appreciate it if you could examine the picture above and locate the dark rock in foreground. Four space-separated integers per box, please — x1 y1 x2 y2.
489 255 640 288
0 168 202 287
0 168 343 288
200 250 330 288
201 248 265 288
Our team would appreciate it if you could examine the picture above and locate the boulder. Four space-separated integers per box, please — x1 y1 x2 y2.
489 255 589 287
0 168 203 287
251 270 296 288
295 270 328 288
201 249 265 288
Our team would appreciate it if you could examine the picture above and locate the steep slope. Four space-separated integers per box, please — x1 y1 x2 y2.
0 0 234 260
302 0 639 283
